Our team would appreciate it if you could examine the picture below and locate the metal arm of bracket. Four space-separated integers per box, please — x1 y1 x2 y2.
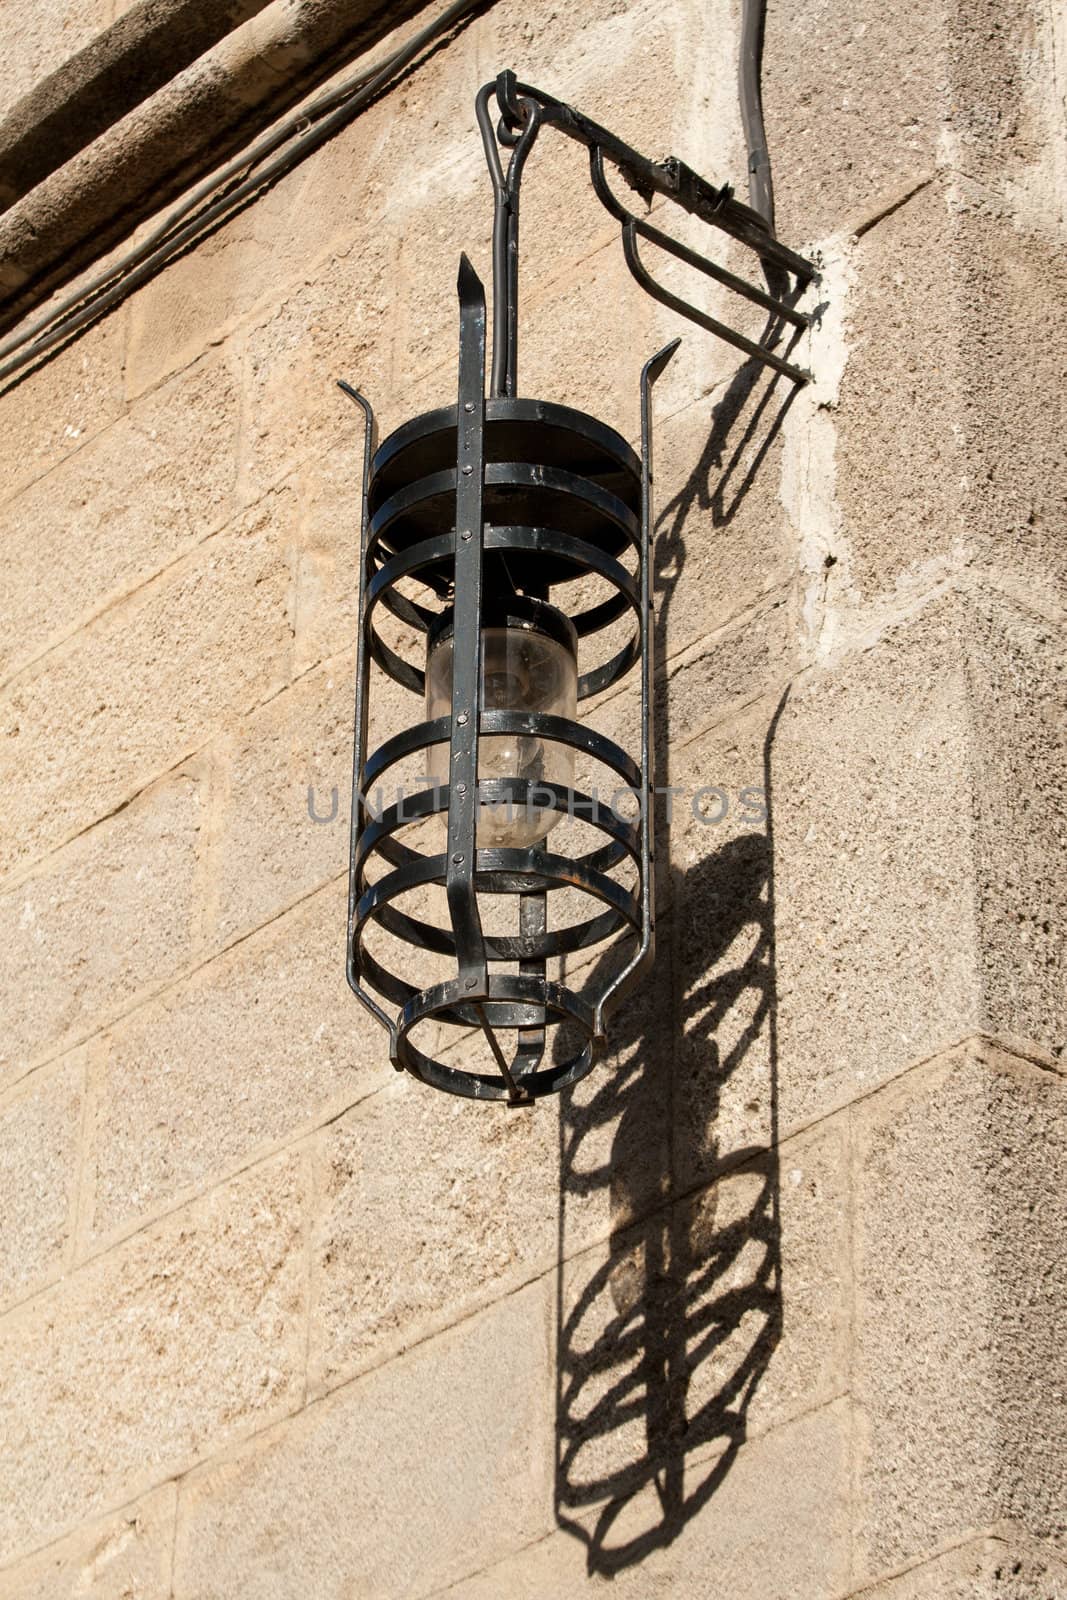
475 69 816 396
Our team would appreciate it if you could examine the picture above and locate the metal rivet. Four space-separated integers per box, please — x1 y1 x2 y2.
463 401 475 413
457 711 468 725
456 783 467 795
464 978 477 989
460 529 472 541
461 464 473 476
452 853 464 865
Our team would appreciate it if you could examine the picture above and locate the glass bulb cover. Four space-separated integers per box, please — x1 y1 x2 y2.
426 603 578 848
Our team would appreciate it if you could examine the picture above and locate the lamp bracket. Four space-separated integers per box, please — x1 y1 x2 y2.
476 69 816 396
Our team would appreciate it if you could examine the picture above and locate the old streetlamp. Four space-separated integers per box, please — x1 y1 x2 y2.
342 73 814 1102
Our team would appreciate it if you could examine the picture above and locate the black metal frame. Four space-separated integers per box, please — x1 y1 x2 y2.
341 74 815 1102
476 70 815 395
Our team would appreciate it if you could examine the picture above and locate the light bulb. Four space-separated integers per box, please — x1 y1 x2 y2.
426 600 578 848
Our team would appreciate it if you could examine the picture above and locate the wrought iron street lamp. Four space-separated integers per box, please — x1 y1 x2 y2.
341 72 814 1102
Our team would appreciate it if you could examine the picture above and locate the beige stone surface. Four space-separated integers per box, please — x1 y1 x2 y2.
0 1051 82 1313
310 945 675 1395
766 589 1066 1132
676 1113 850 1441
308 1073 559 1391
763 0 948 244
173 1279 553 1600
440 1399 850 1598
836 177 1067 617
0 313 126 506
85 877 386 1245
852 1533 1067 1599
237 230 401 508
966 596 1066 1058
0 489 293 878
771 596 982 1130
853 1042 1067 1576
208 656 352 946
0 0 1063 1590
650 392 801 668
954 193 1067 607
0 348 240 682
0 0 112 124
0 768 202 1091
0 1483 176 1600
0 1149 307 1568
290 437 364 678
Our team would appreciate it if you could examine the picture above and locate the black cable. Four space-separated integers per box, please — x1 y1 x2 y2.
0 0 485 390
738 0 775 230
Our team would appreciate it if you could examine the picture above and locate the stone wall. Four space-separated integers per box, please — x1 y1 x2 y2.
0 0 1064 1596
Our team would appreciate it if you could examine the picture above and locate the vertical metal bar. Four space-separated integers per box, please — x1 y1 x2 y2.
336 381 394 1039
593 338 680 1037
513 882 547 1085
475 82 511 400
447 256 489 998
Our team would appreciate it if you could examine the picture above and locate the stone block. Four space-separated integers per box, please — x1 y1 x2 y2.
310 925 675 1396
308 1072 559 1391
516 242 700 448
965 596 1066 1058
770 595 983 1131
953 191 1067 608
0 314 125 507
0 1150 307 1568
0 348 240 682
675 1114 850 1442
764 0 948 244
558 943 675 1243
0 1050 83 1314
238 230 401 507
390 151 494 408
649 388 800 665
290 435 363 678
853 1041 1067 1577
557 1114 847 1522
837 180 1067 611
122 94 398 400
762 588 1064 1131
0 768 203 1091
0 489 294 879
0 0 112 123
84 877 388 1246
491 0 710 178
450 1399 850 1597
853 1534 1067 1599
208 659 352 946
835 180 967 609
0 1483 175 1600
172 1279 553 1600
661 587 797 751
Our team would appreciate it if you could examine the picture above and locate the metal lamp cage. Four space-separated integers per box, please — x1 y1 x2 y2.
342 74 815 1103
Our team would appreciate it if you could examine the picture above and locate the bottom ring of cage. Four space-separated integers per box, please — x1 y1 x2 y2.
393 972 601 1101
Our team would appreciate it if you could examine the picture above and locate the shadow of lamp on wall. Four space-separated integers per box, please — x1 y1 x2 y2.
338 68 815 1101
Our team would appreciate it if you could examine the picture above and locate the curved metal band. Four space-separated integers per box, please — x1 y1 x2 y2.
354 784 641 889
368 395 643 489
368 461 641 555
367 525 639 624
359 710 641 803
353 841 640 1016
364 524 643 698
